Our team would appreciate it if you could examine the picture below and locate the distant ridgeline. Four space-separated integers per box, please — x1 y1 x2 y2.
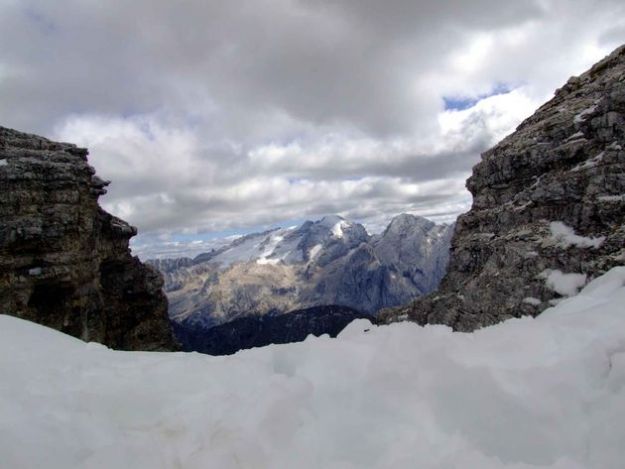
381 44 625 330
0 126 176 351
148 214 453 353
172 305 371 355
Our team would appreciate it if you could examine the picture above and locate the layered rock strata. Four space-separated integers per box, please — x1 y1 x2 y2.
0 126 176 350
381 45 625 330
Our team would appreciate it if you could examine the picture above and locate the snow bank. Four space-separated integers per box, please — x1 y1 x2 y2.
573 104 597 123
2 267 625 469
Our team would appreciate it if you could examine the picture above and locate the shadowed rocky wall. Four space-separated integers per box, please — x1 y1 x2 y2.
0 126 176 350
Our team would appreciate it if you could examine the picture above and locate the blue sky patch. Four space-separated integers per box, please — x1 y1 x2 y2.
443 83 513 111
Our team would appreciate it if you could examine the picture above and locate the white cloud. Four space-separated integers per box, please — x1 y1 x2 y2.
438 88 540 148
1 0 624 240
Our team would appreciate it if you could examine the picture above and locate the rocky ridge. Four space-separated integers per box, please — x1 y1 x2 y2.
381 45 625 330
172 305 369 355
0 126 176 350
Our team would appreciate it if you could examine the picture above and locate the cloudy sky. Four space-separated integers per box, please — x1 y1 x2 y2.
1 0 624 254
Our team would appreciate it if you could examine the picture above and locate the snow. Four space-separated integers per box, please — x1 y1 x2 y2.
3 267 625 468
565 131 585 142
264 233 302 264
195 216 360 267
598 195 625 203
308 243 323 260
331 221 347 238
318 215 344 227
315 215 350 239
549 221 605 249
573 104 597 123
256 257 281 265
0 158 7 166
210 228 296 267
541 269 587 296
257 234 285 265
212 237 265 265
27 267 42 276
570 151 604 172
522 297 541 306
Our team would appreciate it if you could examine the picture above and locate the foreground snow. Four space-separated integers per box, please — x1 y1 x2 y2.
2 268 625 468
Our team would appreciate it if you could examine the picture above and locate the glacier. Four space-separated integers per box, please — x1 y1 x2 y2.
1 267 625 468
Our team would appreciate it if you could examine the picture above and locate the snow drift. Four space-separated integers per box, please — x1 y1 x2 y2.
1 267 625 469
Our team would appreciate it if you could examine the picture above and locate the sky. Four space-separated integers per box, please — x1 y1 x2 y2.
1 0 625 256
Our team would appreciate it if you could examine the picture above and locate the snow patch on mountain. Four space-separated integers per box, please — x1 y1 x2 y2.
308 243 323 260
257 234 286 265
549 221 605 249
541 269 588 297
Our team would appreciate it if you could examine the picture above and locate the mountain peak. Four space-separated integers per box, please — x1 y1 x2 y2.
297 215 360 241
317 215 346 227
385 213 435 235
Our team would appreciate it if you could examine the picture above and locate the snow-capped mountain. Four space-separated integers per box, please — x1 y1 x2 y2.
151 214 453 328
188 215 369 268
372 214 453 294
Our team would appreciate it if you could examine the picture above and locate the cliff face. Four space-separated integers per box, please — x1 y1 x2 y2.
0 126 176 350
381 45 625 330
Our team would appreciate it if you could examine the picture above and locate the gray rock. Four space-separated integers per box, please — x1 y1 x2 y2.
0 126 176 350
380 45 625 330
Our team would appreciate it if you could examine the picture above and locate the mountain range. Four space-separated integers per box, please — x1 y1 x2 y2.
149 214 453 333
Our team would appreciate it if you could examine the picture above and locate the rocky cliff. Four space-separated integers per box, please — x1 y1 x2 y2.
0 126 176 350
381 45 625 330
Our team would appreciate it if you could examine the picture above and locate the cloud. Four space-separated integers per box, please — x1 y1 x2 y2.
1 0 624 241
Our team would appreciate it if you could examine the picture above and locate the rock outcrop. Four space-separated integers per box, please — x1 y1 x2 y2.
381 45 625 330
0 126 176 350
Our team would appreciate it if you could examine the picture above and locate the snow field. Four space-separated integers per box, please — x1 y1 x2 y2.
1 267 625 468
